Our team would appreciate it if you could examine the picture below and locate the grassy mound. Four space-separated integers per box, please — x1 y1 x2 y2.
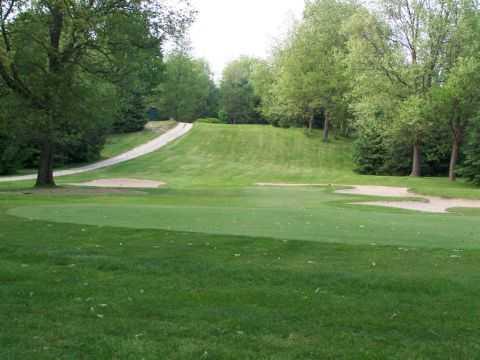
3 123 480 198
64 124 353 187
59 123 480 198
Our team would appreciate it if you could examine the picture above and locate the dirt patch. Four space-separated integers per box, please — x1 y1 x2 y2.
69 178 166 189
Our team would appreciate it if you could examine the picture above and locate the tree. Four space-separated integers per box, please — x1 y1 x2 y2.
430 57 480 180
220 57 263 124
460 118 480 185
353 118 388 175
0 0 194 186
156 51 216 122
346 0 466 177
260 0 357 139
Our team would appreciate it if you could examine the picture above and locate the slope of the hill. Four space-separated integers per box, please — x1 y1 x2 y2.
62 123 480 198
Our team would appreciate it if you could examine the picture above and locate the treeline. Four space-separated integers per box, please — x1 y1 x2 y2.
154 53 266 125
223 0 480 184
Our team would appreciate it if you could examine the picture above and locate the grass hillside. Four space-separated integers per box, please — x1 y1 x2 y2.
60 123 480 198
67 123 354 187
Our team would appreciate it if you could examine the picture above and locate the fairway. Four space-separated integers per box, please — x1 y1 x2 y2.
6 187 480 249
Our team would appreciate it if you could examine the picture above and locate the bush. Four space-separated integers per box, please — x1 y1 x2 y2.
196 118 223 124
0 97 32 174
353 121 387 175
218 110 229 124
113 92 148 133
0 133 28 175
381 136 412 176
459 121 480 185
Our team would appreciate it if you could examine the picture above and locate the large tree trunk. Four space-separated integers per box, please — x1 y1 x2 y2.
323 111 330 143
410 143 421 177
448 126 463 182
34 4 63 188
36 140 55 187
449 139 460 181
308 113 314 133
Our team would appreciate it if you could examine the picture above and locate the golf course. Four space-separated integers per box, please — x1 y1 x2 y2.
2 122 480 358
3 0 480 357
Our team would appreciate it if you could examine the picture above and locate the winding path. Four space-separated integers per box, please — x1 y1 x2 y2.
0 122 193 183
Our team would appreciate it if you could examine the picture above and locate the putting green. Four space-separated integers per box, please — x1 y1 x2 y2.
7 187 480 249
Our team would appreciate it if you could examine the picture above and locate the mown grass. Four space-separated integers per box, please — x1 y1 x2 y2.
6 187 480 249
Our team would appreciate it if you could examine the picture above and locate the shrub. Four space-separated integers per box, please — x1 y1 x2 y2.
196 118 223 124
113 92 148 133
353 121 387 175
0 133 27 175
459 121 480 185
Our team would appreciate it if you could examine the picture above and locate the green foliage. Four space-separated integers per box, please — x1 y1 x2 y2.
196 118 223 124
113 92 148 133
0 94 32 174
460 120 480 185
353 120 387 175
344 0 480 178
252 0 356 133
218 110 229 124
220 57 264 124
0 128 28 175
155 52 217 122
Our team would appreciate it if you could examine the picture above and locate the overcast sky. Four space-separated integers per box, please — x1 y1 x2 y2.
185 0 305 79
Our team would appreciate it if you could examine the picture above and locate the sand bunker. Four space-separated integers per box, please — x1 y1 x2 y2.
256 183 480 213
354 195 480 213
70 178 165 189
336 186 480 213
257 183 326 187
335 185 412 197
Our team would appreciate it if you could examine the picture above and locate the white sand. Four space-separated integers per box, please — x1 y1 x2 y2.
256 183 480 213
70 178 165 189
335 185 412 197
336 185 480 213
257 183 327 187
354 196 480 213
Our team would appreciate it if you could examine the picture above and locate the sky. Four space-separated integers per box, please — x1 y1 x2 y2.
185 0 305 80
